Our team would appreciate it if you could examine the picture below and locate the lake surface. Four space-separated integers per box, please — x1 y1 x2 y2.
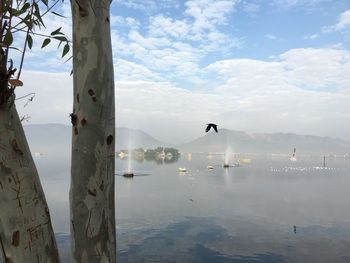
34 154 350 262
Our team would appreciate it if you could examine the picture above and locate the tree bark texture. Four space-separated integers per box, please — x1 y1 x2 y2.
70 0 116 262
0 100 60 263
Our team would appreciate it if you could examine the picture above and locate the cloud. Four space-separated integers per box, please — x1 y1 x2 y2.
241 2 260 14
272 0 332 8
323 9 350 32
15 48 350 143
303 34 319 40
111 0 241 87
333 9 350 31
112 0 179 11
264 34 278 40
115 59 164 82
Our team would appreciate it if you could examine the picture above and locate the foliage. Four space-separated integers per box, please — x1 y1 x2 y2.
0 0 70 105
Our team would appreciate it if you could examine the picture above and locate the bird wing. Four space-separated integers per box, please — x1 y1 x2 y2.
213 124 218 132
205 125 211 132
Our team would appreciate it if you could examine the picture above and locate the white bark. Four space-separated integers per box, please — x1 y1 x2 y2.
0 99 60 263
70 0 116 262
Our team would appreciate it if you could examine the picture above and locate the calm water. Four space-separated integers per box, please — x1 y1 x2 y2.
34 154 350 262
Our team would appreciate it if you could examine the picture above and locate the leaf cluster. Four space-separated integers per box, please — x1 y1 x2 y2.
0 0 70 98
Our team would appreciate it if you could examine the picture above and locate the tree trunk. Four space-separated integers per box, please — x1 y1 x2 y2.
70 0 116 262
0 100 60 262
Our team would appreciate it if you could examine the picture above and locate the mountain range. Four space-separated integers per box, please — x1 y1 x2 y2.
23 124 350 155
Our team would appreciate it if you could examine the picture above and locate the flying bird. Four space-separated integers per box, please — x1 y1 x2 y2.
206 123 218 133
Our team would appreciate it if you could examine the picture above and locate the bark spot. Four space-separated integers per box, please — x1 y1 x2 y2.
76 93 80 103
12 231 20 246
8 177 12 183
106 135 113 145
99 180 104 191
106 16 110 23
45 206 50 217
33 183 38 193
74 127 78 135
11 139 23 155
88 89 97 102
81 118 87 126
74 0 88 17
71 220 75 233
88 89 95 96
70 113 78 126
88 188 97 196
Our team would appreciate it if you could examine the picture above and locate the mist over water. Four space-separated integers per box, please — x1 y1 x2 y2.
32 150 350 262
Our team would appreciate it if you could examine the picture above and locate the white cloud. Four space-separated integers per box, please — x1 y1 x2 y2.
334 9 350 30
184 0 238 32
272 0 332 8
242 2 260 14
15 48 350 143
112 0 179 11
264 34 278 40
303 34 319 40
110 15 140 29
115 59 164 82
323 9 350 32
149 15 190 39
110 0 241 85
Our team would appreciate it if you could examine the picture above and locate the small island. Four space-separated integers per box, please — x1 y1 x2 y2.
117 147 180 164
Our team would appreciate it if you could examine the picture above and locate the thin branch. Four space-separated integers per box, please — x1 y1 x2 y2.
4 0 14 62
12 26 72 44
16 0 35 80
15 92 35 101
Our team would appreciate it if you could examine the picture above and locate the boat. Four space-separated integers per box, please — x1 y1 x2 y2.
178 167 187 172
223 163 240 168
207 165 214 170
123 172 134 178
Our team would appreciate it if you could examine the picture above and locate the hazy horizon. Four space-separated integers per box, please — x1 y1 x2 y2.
12 0 350 144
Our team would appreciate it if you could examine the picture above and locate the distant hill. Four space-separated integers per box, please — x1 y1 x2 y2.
115 127 166 150
180 129 350 155
23 124 350 156
23 124 166 156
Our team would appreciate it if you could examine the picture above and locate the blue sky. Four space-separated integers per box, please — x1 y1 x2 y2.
14 0 350 143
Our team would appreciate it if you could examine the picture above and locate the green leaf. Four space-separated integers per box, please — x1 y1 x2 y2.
27 35 33 49
33 3 45 27
53 36 67 41
51 11 66 18
41 38 51 48
11 3 30 16
4 30 13 46
22 2 31 11
41 0 49 6
51 27 62 36
62 43 70 57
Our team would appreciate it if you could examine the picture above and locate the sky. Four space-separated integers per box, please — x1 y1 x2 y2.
12 0 350 143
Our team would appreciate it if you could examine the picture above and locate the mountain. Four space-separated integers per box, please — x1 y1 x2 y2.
23 124 166 156
22 124 350 156
114 127 166 150
180 129 350 155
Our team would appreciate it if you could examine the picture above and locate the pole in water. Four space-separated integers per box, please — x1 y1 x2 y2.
323 155 326 168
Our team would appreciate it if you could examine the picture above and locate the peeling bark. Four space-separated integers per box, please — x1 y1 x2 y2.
0 100 60 263
70 0 116 262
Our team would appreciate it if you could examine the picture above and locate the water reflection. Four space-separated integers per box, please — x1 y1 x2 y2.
28 154 350 262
